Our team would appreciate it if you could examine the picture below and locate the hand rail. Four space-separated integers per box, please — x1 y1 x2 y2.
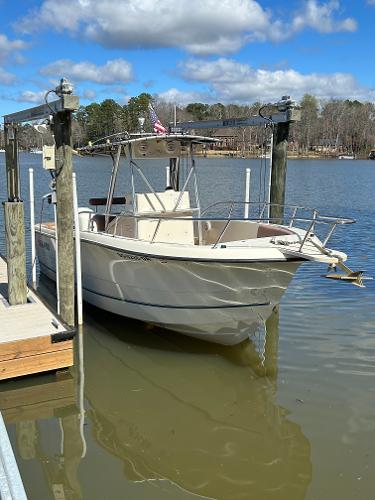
299 209 317 252
74 204 355 251
76 209 355 228
213 201 235 249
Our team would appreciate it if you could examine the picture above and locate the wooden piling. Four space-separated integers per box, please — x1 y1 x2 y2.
3 123 27 305
4 124 20 201
270 121 290 224
3 202 27 305
53 110 75 327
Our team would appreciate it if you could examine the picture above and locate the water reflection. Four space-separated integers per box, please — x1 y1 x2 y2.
1 302 312 500
83 308 311 500
0 372 83 499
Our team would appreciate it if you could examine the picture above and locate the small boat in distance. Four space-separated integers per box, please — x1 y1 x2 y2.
369 150 375 160
338 154 355 160
36 133 364 345
30 148 43 154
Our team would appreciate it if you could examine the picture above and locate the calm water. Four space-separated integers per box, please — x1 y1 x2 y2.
0 153 374 500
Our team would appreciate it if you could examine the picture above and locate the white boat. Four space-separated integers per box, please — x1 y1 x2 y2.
36 134 361 345
30 148 43 154
338 154 355 160
0 149 5 153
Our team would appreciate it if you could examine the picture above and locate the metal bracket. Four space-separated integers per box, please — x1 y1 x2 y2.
51 330 76 343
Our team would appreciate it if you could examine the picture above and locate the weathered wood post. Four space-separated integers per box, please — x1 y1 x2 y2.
270 97 300 224
3 123 28 305
53 104 75 327
170 158 179 190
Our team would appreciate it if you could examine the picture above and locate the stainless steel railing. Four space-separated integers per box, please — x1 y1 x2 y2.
75 200 354 252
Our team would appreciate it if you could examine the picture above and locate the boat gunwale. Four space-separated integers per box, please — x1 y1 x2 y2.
36 225 305 264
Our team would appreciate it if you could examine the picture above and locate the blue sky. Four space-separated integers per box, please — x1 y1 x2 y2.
0 0 374 114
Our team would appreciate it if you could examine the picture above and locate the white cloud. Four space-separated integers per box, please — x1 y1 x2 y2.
17 90 46 104
0 33 28 64
157 88 205 106
17 0 357 55
0 34 28 87
291 0 357 36
0 67 16 85
176 58 375 103
40 58 134 84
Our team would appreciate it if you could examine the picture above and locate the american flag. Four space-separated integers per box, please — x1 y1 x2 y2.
149 104 167 134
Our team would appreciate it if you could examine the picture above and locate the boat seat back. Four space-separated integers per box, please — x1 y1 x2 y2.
257 223 294 238
202 220 259 244
91 214 116 232
136 190 191 212
135 191 195 244
106 216 136 238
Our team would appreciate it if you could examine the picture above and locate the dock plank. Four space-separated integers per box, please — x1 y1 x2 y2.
0 349 73 381
0 337 73 362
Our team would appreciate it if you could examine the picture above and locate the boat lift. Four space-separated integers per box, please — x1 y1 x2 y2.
172 96 298 222
170 96 371 288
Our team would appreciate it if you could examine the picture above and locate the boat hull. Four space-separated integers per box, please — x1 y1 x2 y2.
36 230 300 345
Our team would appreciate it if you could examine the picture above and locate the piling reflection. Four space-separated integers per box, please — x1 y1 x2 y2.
0 303 312 500
0 372 83 499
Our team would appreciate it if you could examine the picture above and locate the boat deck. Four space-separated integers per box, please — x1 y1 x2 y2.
0 255 74 380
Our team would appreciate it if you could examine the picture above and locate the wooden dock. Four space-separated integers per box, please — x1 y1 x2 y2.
0 255 75 380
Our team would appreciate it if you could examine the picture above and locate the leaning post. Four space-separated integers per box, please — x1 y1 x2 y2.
3 123 28 305
269 97 300 224
53 100 75 327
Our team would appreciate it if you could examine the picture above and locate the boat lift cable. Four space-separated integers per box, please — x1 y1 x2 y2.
258 103 275 202
257 124 272 217
258 103 275 125
44 89 58 116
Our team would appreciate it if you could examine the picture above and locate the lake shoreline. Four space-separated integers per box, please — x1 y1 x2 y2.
198 150 373 160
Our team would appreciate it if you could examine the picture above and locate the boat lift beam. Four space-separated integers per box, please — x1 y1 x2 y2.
171 97 300 132
4 94 79 124
172 109 300 131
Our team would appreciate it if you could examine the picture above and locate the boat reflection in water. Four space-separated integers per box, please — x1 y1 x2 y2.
1 302 312 500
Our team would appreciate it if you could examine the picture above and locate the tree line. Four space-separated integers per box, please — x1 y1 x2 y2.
1 93 374 155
